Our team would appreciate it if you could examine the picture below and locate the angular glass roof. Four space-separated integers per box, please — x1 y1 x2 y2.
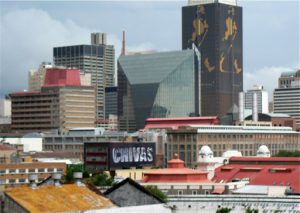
118 50 194 85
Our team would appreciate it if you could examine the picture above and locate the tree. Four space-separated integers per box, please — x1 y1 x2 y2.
144 185 167 203
274 150 300 157
216 207 231 213
84 173 113 186
246 207 259 213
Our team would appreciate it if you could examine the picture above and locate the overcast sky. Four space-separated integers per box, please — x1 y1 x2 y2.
0 0 299 99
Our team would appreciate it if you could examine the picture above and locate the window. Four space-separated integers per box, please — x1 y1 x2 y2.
9 179 16 183
48 168 54 172
57 168 64 172
19 169 26 173
0 170 5 174
9 169 15 174
28 169 35 173
19 179 26 183
38 168 45 173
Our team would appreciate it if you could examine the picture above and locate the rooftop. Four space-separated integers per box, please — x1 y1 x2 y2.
5 184 117 212
43 68 81 87
214 157 300 194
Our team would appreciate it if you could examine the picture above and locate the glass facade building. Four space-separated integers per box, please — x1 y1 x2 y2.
182 2 243 117
118 49 200 131
53 34 115 121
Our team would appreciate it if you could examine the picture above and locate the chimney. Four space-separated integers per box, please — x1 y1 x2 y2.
28 174 38 189
121 31 126 56
252 92 258 122
73 172 83 186
238 92 244 122
52 173 62 186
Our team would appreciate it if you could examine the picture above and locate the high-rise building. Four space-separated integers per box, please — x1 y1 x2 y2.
105 86 118 119
10 68 96 133
182 0 243 117
118 49 200 131
244 85 269 114
273 69 300 131
28 62 52 91
53 33 115 121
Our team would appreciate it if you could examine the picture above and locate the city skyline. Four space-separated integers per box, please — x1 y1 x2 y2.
0 0 299 98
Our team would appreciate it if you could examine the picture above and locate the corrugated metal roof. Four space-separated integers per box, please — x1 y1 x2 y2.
5 184 117 212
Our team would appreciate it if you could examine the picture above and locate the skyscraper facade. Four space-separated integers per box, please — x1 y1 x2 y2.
10 68 96 133
118 49 200 131
273 69 300 131
182 0 243 117
53 33 115 121
244 85 269 114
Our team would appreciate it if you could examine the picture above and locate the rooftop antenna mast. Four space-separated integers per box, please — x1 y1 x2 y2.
121 31 126 56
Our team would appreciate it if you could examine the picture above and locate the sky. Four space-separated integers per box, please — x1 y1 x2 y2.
0 0 299 99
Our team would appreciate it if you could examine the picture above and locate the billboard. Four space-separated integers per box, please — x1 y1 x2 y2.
84 142 156 171
109 142 155 169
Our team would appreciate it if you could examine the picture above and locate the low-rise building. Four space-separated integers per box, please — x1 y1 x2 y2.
166 125 300 167
4 180 116 212
0 162 66 187
0 144 17 164
213 156 300 195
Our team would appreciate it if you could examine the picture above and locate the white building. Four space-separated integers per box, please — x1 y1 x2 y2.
273 69 300 130
0 98 11 124
243 85 269 115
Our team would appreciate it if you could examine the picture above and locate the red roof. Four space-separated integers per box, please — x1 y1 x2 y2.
146 116 219 121
43 68 81 87
214 157 300 194
144 116 220 130
0 144 16 151
230 156 300 163
142 154 211 183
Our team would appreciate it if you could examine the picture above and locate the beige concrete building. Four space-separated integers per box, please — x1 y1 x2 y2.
167 125 300 167
28 62 53 91
11 68 96 133
0 162 66 186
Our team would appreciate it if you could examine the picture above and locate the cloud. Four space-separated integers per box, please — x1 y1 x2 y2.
244 66 296 101
0 8 155 97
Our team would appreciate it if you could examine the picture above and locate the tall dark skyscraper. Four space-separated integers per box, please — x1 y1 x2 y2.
182 0 243 117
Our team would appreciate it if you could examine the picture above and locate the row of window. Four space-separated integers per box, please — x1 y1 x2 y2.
0 168 63 174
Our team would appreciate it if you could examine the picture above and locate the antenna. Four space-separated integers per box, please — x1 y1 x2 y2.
121 31 126 56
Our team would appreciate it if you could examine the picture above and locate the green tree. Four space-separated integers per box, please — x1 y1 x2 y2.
274 150 300 157
84 173 113 186
144 185 167 202
246 207 259 213
216 207 231 213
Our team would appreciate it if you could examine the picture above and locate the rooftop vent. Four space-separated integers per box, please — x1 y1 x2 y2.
52 173 62 186
28 174 38 189
73 172 83 186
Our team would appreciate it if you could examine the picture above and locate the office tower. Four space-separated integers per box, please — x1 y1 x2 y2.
118 49 200 131
273 69 300 130
53 33 115 121
244 85 269 114
105 86 118 119
182 0 243 117
10 68 96 133
28 62 52 91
